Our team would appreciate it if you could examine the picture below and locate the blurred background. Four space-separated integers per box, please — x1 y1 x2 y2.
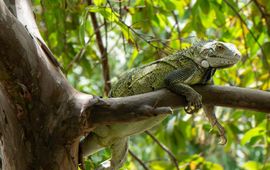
32 0 270 169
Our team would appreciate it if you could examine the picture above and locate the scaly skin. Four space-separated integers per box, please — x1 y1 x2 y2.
80 40 241 170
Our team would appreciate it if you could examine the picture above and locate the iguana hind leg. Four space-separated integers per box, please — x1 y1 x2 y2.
203 104 227 144
96 138 128 170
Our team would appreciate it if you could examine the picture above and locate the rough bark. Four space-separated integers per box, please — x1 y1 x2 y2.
0 0 80 168
123 85 270 112
0 0 269 170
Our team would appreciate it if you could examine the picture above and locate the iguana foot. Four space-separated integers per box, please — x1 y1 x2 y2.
211 119 227 145
203 104 227 145
96 138 128 170
184 92 202 114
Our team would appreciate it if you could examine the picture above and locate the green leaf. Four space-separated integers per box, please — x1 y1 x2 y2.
262 42 270 67
93 0 105 6
156 13 167 29
199 0 210 14
161 0 176 11
88 6 119 22
149 161 174 170
116 22 135 44
78 10 88 46
241 127 266 145
200 9 215 28
217 0 222 4
204 162 224 170
88 6 135 43
242 161 262 170
127 48 139 68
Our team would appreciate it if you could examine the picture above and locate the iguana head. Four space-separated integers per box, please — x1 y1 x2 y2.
191 40 241 68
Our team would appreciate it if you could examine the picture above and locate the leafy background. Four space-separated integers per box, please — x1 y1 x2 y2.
32 0 270 169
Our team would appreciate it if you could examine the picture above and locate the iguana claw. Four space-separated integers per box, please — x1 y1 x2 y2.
215 120 227 145
207 114 227 145
184 92 202 114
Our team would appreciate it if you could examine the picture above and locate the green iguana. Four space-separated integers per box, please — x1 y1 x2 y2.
80 40 241 170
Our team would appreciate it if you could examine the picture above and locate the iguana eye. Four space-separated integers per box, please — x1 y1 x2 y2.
216 44 224 51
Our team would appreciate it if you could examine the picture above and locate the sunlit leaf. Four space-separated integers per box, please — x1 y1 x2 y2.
88 6 119 22
242 161 262 170
241 127 266 145
199 0 210 14
78 10 88 45
93 0 105 6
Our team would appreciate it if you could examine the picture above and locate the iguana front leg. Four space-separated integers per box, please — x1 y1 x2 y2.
165 68 202 114
203 104 227 144
96 138 128 170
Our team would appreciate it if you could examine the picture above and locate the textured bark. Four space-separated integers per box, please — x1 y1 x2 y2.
0 1 80 168
115 85 270 112
0 0 270 170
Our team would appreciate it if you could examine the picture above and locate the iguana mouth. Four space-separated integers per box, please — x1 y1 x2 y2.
209 55 230 59
208 55 237 68
216 64 235 69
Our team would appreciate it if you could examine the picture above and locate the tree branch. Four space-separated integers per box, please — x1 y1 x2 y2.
145 131 179 170
3 0 46 44
78 94 172 128
223 0 270 68
87 0 111 96
128 150 150 170
172 11 182 49
87 85 270 127
252 0 270 34
65 23 105 72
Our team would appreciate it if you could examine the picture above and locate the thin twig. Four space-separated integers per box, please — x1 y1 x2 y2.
263 114 270 168
252 0 270 86
172 11 182 49
128 150 150 170
240 22 248 61
66 46 86 72
104 19 108 57
223 0 270 68
238 0 252 12
106 1 172 56
88 0 111 96
252 0 270 32
65 23 105 72
145 131 179 170
117 0 127 54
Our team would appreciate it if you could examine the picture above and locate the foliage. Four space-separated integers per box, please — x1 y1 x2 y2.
32 0 270 169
